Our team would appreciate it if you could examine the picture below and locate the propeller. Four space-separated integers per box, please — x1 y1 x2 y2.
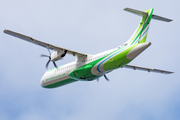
97 74 109 82
104 74 109 81
40 49 58 69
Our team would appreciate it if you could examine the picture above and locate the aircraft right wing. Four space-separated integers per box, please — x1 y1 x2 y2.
123 64 173 74
4 29 88 58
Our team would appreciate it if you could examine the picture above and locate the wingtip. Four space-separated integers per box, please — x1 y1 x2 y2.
169 19 173 22
123 8 132 11
165 19 173 22
165 71 174 74
3 29 10 33
3 29 7 33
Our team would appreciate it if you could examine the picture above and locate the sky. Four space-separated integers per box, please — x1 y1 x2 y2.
0 0 180 120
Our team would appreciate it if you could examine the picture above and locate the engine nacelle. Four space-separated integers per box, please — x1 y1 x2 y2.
50 50 67 62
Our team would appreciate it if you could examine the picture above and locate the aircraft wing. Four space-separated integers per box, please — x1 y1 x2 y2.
123 64 173 74
4 29 88 58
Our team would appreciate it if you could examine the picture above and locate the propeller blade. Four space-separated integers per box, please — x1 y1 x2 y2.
47 48 51 55
46 59 51 69
53 62 58 68
97 78 99 82
41 49 58 69
40 54 49 57
104 74 109 81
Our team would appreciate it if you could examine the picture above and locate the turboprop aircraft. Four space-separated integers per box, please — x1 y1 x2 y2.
4 8 173 88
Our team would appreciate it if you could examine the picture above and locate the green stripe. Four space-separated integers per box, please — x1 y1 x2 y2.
103 44 138 71
130 15 147 44
45 73 66 81
130 9 154 45
69 48 121 80
42 78 77 88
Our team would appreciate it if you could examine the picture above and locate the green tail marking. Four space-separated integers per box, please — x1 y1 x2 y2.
124 8 154 45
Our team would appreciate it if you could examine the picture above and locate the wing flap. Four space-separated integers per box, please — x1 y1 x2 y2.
4 29 87 57
123 64 173 74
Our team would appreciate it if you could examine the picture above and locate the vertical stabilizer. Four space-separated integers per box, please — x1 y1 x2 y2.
123 8 154 45
122 8 172 46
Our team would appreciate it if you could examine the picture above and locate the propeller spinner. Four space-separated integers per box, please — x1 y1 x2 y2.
40 49 67 69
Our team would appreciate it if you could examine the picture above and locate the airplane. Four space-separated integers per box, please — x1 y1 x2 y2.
4 8 173 89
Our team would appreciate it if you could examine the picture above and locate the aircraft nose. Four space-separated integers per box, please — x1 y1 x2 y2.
40 78 44 86
40 74 46 87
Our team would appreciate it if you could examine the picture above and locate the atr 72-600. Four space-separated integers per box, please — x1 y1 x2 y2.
4 8 173 88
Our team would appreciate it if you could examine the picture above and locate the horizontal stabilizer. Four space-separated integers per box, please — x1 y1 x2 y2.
152 14 172 22
123 64 173 74
124 8 148 17
124 8 173 22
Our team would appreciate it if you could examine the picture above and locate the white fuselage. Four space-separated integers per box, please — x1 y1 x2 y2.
40 48 116 87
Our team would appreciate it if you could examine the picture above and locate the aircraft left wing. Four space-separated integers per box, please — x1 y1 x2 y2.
4 29 88 58
123 64 173 74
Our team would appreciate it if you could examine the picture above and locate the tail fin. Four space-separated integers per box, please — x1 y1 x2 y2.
123 8 172 46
